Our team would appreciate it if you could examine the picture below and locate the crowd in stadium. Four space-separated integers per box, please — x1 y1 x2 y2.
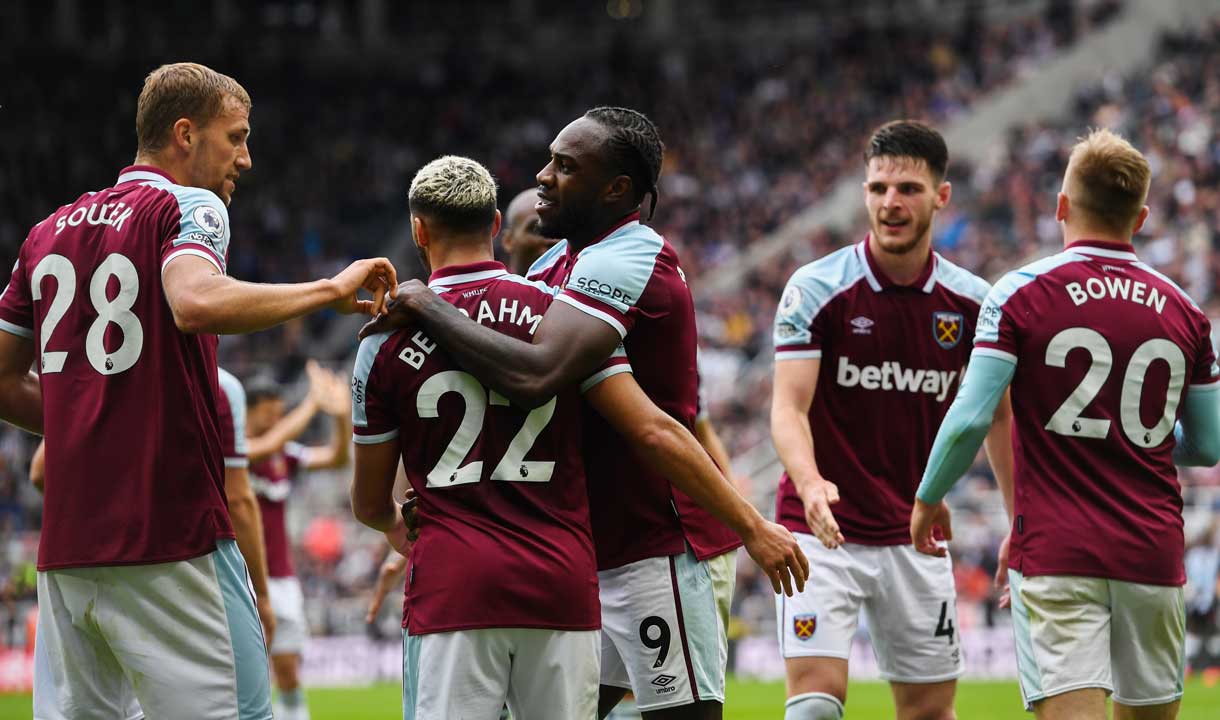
3 1 1220 708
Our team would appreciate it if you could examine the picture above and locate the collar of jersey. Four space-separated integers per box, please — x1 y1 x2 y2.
1066 239 1139 261
428 260 508 290
116 165 176 186
858 235 937 294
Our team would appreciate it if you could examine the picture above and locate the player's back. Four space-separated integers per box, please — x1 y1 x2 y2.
976 240 1218 585
353 262 598 634
0 166 235 570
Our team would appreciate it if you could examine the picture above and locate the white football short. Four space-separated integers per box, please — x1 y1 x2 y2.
268 575 308 656
599 546 727 711
707 550 738 634
1009 570 1185 709
33 539 271 720
776 534 963 683
402 627 598 720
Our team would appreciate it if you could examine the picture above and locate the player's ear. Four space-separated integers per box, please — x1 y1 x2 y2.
936 180 951 210
604 174 632 206
171 118 193 152
490 210 502 240
1131 205 1150 235
411 216 428 249
1055 192 1070 224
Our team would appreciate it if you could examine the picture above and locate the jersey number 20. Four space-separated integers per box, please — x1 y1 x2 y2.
417 370 557 488
1044 327 1185 447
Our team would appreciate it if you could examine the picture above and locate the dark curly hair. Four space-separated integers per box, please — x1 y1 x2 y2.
864 120 949 181
584 106 664 220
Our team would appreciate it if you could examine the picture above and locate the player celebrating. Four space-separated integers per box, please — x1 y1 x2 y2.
0 62 396 718
365 108 807 718
770 120 1014 720
245 362 351 720
913 128 1220 720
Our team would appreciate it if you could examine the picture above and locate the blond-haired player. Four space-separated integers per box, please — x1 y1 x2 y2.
0 62 397 719
914 128 1220 720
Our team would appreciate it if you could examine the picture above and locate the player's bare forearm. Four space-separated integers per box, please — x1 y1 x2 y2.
770 358 823 500
352 441 401 531
984 390 1016 522
163 256 348 334
225 467 271 599
695 416 734 477
387 283 620 408
29 440 46 493
0 333 42 434
247 397 319 463
587 374 764 537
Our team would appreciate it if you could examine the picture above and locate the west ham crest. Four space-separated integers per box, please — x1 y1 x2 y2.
932 311 964 350
793 613 817 640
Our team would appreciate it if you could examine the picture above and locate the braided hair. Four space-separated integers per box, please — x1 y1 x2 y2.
584 106 664 220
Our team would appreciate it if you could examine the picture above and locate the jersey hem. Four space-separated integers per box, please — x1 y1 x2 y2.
405 620 602 635
36 536 235 572
1011 562 1184 587
162 246 223 275
778 518 911 546
0 318 33 339
596 537 689 572
691 539 744 562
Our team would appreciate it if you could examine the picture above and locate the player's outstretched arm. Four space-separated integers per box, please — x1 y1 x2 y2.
360 280 621 409
586 373 808 596
246 392 320 463
224 464 276 647
695 413 750 497
1172 385 1220 466
771 357 843 549
984 390 1016 606
300 362 352 470
0 331 42 435
912 353 1015 555
351 440 410 555
162 255 398 335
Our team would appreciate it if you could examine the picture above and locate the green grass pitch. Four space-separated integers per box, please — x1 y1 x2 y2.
4 676 1219 718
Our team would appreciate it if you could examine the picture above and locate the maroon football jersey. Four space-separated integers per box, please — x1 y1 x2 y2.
353 261 606 633
772 238 991 545
975 239 1219 585
0 166 234 570
528 213 742 570
250 443 306 578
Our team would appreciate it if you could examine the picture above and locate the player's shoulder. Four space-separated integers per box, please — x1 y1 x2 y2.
493 272 560 299
355 330 401 371
783 243 866 303
931 252 990 304
1131 259 1209 318
986 250 1088 308
580 220 665 267
527 240 568 279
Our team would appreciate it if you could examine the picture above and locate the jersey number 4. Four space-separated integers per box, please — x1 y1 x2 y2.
1044 327 1185 447
418 370 557 488
32 253 143 376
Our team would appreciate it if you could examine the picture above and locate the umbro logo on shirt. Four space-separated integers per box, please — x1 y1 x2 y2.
850 316 874 334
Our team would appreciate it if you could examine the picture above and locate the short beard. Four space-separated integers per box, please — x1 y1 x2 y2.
870 213 932 256
537 203 594 241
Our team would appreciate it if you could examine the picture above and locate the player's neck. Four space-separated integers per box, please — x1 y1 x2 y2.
570 208 640 253
132 153 184 184
1062 225 1132 248
868 234 932 286
427 244 496 276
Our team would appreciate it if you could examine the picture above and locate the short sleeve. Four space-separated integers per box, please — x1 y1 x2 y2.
0 257 34 339
972 274 1022 365
773 273 830 360
352 332 400 444
1190 316 1220 388
160 186 231 275
217 368 249 468
558 231 664 338
579 344 634 393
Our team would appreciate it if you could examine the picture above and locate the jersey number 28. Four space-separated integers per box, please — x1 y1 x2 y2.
32 253 143 376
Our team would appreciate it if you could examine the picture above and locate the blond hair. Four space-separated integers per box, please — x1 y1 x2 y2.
408 156 498 233
136 62 251 154
1064 128 1151 235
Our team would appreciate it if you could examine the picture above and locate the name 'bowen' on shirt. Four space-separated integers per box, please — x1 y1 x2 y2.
1066 276 1167 314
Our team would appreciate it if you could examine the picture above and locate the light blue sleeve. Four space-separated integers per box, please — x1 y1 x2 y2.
1173 384 1220 466
217 368 248 461
916 353 1016 503
162 185 231 274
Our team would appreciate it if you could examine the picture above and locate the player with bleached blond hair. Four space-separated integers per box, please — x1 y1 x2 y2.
914 128 1220 720
0 61 397 719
